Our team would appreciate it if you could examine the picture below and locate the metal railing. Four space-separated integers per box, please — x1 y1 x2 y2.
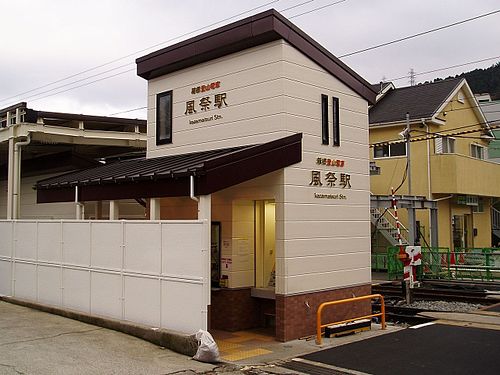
385 246 500 281
371 208 409 245
316 294 386 345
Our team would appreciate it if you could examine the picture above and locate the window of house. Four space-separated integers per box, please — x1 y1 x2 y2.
473 197 484 213
471 144 486 160
374 142 406 158
457 92 465 104
156 90 173 145
321 94 329 145
332 96 340 146
435 136 455 154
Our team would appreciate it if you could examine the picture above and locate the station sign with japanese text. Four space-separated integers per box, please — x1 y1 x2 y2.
310 156 351 200
185 80 228 125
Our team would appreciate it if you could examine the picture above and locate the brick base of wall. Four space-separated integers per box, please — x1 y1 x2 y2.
275 284 372 342
210 288 275 332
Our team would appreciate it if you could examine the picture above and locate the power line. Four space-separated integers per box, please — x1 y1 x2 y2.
385 55 500 82
4 0 351 108
339 9 500 58
289 0 346 18
28 69 136 103
0 0 281 105
371 119 500 147
279 0 316 13
110 106 147 116
18 63 133 102
3 3 499 111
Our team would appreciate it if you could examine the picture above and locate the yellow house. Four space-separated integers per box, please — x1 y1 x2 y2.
369 78 499 252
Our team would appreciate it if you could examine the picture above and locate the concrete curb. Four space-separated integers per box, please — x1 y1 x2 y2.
0 296 198 357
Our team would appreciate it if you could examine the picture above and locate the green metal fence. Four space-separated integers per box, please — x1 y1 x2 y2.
383 246 500 282
371 253 388 272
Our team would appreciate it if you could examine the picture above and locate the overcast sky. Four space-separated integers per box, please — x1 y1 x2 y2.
1 0 499 118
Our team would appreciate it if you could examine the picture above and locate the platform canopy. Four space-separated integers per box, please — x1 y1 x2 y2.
36 133 302 203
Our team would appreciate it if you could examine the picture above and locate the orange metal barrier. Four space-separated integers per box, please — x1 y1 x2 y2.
316 293 386 345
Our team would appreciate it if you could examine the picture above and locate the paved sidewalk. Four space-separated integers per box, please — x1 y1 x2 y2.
0 301 215 375
0 300 401 374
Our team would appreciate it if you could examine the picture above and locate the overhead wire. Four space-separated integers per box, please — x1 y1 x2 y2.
2 2 499 114
2 0 351 109
338 9 500 58
371 120 500 148
384 55 500 82
0 0 282 105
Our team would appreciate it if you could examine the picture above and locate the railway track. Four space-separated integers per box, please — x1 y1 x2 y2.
372 281 499 305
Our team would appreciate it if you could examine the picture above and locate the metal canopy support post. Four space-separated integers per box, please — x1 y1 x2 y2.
75 186 82 220
13 134 31 219
430 208 439 248
149 198 160 220
7 138 14 219
109 200 119 220
408 209 416 246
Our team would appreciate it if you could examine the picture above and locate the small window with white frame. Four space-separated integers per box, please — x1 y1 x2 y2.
435 136 455 154
374 142 406 158
470 143 486 160
473 197 484 213
457 92 465 104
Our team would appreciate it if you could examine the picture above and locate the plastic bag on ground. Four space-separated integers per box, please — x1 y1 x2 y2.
193 329 221 363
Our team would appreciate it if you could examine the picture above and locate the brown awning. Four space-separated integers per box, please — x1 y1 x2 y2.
36 133 302 203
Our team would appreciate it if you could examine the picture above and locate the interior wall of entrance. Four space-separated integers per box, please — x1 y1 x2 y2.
154 171 283 334
255 200 276 289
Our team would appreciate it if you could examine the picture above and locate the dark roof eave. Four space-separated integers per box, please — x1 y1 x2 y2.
136 9 376 104
36 133 303 203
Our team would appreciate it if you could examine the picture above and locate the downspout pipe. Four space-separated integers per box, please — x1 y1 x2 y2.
7 137 14 219
75 186 83 220
13 134 31 219
190 174 199 203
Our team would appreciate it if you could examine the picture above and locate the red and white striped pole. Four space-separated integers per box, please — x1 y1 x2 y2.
391 188 413 286
391 187 405 258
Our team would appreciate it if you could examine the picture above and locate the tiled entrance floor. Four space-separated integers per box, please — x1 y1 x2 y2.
212 329 275 362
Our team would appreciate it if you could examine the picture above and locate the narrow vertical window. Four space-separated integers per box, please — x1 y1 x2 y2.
332 96 340 146
156 90 173 145
321 94 329 145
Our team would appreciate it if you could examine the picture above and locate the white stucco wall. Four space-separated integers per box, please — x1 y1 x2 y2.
146 40 370 295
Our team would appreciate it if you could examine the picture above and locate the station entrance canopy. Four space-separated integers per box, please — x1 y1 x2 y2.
35 133 302 203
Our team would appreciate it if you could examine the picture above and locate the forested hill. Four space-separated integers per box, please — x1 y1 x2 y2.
433 62 500 100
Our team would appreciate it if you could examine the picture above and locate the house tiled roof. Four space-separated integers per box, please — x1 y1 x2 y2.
369 78 463 125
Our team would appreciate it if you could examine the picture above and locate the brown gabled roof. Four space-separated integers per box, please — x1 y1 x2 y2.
369 78 463 125
136 9 376 104
36 133 302 203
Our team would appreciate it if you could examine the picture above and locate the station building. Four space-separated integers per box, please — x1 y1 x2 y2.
32 10 375 341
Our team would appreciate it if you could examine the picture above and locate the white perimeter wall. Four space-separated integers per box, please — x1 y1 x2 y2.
0 220 209 334
146 40 371 296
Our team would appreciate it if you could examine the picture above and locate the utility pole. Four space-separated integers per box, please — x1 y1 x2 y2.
406 112 415 247
405 112 416 303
